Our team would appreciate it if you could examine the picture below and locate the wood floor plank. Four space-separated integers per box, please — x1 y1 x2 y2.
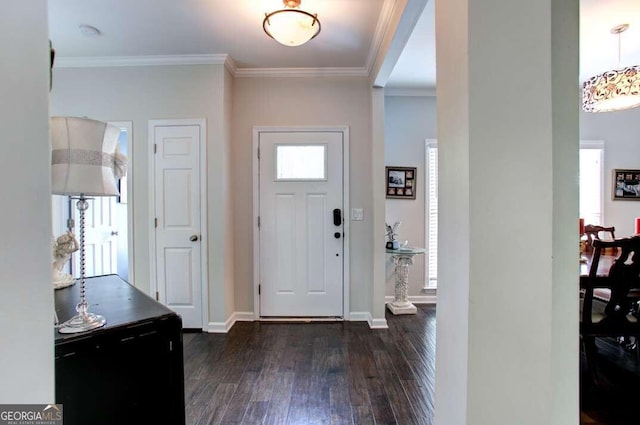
250 350 281 403
329 374 353 425
345 343 371 408
373 350 420 425
196 383 238 425
307 374 331 424
263 371 295 425
351 404 375 425
401 379 433 425
241 401 269 425
219 371 261 425
365 376 397 425
285 372 311 424
186 380 222 424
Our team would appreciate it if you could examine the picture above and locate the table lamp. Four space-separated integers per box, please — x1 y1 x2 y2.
51 117 124 333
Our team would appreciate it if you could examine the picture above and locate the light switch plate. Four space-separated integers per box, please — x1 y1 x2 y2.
351 208 364 221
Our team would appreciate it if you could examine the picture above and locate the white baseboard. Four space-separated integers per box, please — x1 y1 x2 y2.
205 321 229 333
385 294 437 304
206 311 391 333
234 312 255 322
368 313 389 329
205 311 254 333
349 312 388 329
348 312 370 322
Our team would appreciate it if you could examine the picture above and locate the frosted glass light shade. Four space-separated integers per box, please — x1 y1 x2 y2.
51 117 121 196
582 65 640 112
263 8 320 47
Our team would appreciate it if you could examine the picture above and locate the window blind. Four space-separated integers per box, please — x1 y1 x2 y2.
426 143 438 288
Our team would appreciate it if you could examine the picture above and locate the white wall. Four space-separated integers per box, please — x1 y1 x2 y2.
371 88 387 323
0 0 54 403
52 70 382 320
384 95 437 297
50 64 235 325
581 107 640 236
434 0 579 424
383 100 640 300
203 65 236 327
231 77 375 316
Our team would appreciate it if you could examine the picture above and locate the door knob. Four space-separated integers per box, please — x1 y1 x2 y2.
190 235 199 242
111 231 119 236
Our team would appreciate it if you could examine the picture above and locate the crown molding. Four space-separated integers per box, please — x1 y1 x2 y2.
223 55 238 75
55 54 230 68
234 67 369 78
365 0 398 76
54 53 367 78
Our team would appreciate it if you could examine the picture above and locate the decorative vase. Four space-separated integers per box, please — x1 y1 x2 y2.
392 241 399 250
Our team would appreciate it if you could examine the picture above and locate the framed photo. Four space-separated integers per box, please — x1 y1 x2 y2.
613 169 640 200
386 166 417 199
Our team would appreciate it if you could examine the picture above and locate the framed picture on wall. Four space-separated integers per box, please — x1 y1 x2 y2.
386 166 417 199
613 169 640 200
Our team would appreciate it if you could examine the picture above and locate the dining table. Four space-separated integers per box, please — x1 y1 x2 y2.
579 248 640 304
579 249 625 287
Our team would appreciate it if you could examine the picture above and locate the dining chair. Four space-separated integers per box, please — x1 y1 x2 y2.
582 225 617 303
583 224 616 253
581 236 640 383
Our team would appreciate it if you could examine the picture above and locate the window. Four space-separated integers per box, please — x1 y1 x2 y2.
275 144 327 180
425 140 438 289
579 141 604 226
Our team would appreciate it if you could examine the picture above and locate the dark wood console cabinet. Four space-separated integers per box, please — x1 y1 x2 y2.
54 275 185 425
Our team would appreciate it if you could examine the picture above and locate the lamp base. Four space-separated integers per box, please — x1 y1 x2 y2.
58 312 106 334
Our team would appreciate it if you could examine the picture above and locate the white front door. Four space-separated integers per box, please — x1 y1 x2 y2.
258 131 344 317
71 196 118 277
153 124 203 328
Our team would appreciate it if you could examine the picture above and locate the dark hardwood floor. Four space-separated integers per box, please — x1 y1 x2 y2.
183 306 436 425
183 305 640 425
580 338 640 425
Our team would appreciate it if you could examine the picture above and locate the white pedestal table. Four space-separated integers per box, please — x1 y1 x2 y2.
386 247 427 315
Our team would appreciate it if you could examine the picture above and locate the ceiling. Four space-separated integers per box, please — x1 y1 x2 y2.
49 0 390 72
49 0 640 89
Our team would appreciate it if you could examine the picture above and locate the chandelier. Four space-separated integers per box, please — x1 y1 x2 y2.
582 24 640 113
263 0 321 47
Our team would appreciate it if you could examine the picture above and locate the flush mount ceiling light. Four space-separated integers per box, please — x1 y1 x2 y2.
263 0 321 47
582 24 640 113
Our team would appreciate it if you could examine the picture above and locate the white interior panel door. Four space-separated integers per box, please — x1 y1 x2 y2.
154 125 202 328
259 131 344 317
72 196 117 277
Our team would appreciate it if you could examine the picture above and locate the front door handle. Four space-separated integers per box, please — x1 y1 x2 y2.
333 209 342 226
190 235 199 242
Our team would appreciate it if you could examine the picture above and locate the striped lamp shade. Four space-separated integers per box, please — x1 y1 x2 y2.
51 117 121 196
